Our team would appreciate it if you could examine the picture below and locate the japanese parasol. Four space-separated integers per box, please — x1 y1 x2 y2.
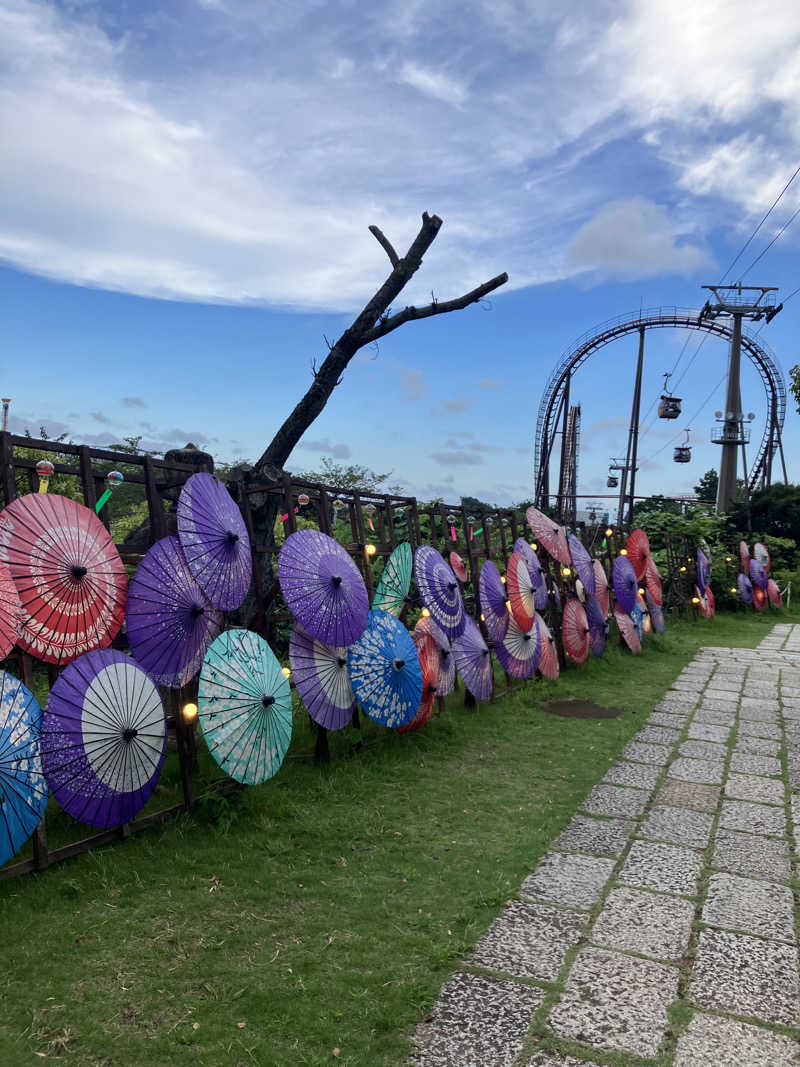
753 585 767 612
697 549 711 594
645 589 665 635
513 538 547 610
614 607 641 654
0 561 22 660
506 551 536 632
737 572 754 605
0 670 47 866
372 541 412 616
176 472 252 610
534 612 559 680
749 557 768 592
694 585 713 620
278 530 368 647
452 615 493 701
399 631 439 734
0 493 126 664
524 506 570 565
562 597 590 666
414 615 455 696
126 536 222 688
584 594 606 658
738 540 750 572
631 601 644 640
289 624 356 731
413 546 465 640
495 616 540 680
478 559 509 645
625 529 651 581
198 629 291 784
40 649 166 827
348 609 422 728
568 535 595 595
449 551 469 584
753 542 771 573
705 585 716 618
767 579 782 607
612 555 638 614
592 559 610 616
644 557 663 606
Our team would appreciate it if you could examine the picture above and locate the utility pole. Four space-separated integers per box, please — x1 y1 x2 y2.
697 284 781 513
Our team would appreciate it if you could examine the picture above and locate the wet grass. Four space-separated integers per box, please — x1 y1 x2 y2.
0 607 785 1066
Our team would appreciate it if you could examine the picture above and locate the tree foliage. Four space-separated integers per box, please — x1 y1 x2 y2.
293 458 402 495
693 468 718 504
789 364 800 415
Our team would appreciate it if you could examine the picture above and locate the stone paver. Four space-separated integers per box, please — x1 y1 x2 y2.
591 886 693 961
674 1012 800 1066
691 929 799 1025
729 752 782 777
521 852 614 911
412 972 543 1066
602 760 662 791
713 827 791 884
718 798 786 836
655 779 720 812
693 708 736 726
649 711 689 727
687 722 731 743
639 805 714 849
621 740 670 765
737 719 782 739
548 948 678 1058
734 734 780 756
635 724 681 745
619 840 703 896
724 771 784 805
469 900 585 980
580 783 648 819
553 815 635 858
668 756 725 785
525 1053 600 1067
678 739 727 761
701 872 795 943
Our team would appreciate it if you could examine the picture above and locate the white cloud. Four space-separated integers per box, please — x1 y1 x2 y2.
296 437 352 459
430 449 484 466
401 368 425 401
397 62 468 106
566 198 712 280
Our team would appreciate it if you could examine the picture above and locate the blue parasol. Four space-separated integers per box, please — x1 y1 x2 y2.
348 609 422 728
0 670 47 866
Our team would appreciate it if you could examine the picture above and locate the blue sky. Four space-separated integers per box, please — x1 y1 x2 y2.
2 0 799 507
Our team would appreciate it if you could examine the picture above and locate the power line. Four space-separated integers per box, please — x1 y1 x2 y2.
721 162 800 281
740 202 800 279
644 370 727 461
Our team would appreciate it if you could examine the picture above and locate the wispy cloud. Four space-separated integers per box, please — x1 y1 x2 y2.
122 396 147 408
89 410 111 424
477 377 504 390
401 368 425 401
397 62 468 106
296 437 352 459
430 449 484 467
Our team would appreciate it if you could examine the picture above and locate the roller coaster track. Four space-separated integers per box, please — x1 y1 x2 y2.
534 307 786 507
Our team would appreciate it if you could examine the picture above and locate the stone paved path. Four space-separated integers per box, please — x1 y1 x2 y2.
410 623 800 1065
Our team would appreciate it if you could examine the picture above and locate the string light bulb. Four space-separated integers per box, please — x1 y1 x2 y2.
620 548 628 556
605 528 613 537
365 543 376 556
691 596 700 604
730 587 737 594
500 575 507 584
480 613 485 621
421 607 431 618
530 542 538 551
182 702 198 722
725 556 732 563
680 566 687 573
561 566 571 577
281 666 292 678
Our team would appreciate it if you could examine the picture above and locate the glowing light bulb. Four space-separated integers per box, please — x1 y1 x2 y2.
605 528 613 536
365 543 376 556
182 702 198 722
680 566 687 573
506 601 513 613
730 587 737 594
500 575 507 584
480 613 485 621
691 596 700 605
638 588 645 596
561 567 571 577
620 548 628 556
281 666 292 678
725 556 732 563
421 607 431 618
530 542 538 551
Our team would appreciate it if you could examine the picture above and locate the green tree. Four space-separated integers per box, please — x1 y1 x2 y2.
632 494 682 519
693 468 719 504
727 483 800 545
789 364 800 414
294 458 402 495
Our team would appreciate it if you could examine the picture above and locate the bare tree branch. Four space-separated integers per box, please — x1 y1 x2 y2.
361 273 508 344
255 212 507 472
368 225 399 268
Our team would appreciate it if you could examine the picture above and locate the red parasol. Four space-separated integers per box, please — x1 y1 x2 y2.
524 506 570 565
767 579 782 607
0 560 22 659
644 557 663 605
505 551 535 632
705 586 716 617
399 632 439 734
753 585 767 612
449 552 468 583
562 597 590 666
534 612 559 680
592 559 610 616
625 529 651 581
694 584 713 620
0 493 126 664
614 607 641 654
738 540 750 573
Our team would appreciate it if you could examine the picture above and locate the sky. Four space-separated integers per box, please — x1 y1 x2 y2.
2 0 800 508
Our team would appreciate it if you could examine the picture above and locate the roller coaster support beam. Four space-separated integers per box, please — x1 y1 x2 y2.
617 327 645 527
716 312 744 513
556 369 571 520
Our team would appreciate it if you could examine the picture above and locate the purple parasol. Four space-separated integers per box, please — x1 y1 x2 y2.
126 536 222 688
413 546 466 640
697 549 711 593
738 572 754 605
568 534 596 596
513 538 547 610
645 589 665 634
289 624 356 730
495 616 541 679
414 615 456 696
452 615 493 701
612 555 638 614
278 530 369 647
40 649 166 828
177 472 252 610
478 559 509 645
584 594 606 657
749 557 768 592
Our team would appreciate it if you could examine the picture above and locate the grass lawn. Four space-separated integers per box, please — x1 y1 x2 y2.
0 608 786 1066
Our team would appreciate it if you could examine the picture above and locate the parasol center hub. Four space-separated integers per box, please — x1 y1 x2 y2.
261 694 275 708
392 658 405 671
441 649 449 660
226 530 240 545
331 575 343 588
447 581 457 592
122 727 138 742
71 565 88 581
190 603 205 619
336 656 347 668
523 632 531 641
